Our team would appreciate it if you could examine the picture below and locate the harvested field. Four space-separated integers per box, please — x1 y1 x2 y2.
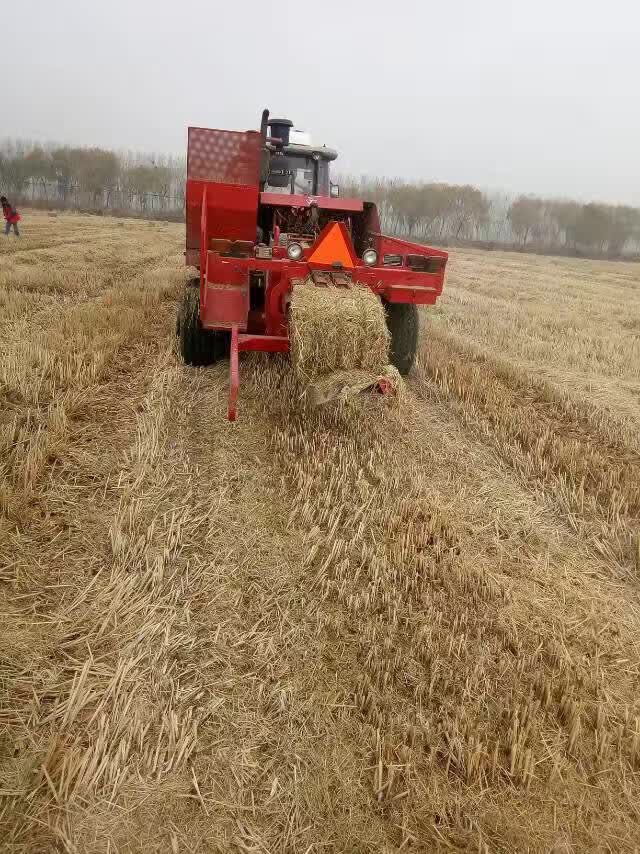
1 213 640 852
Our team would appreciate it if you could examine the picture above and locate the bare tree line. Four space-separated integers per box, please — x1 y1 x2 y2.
2 138 639 257
0 139 186 217
505 195 640 256
340 177 640 258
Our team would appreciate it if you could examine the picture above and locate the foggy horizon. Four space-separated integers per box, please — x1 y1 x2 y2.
5 0 640 207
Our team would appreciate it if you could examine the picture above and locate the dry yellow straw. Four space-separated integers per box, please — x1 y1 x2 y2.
290 281 390 383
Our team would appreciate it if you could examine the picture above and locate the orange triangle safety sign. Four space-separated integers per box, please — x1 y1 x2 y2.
308 221 356 268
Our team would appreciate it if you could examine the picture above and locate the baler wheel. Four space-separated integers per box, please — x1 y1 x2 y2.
176 277 198 338
384 301 419 376
178 284 227 366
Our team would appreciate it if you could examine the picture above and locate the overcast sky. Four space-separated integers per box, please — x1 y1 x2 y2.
5 0 640 205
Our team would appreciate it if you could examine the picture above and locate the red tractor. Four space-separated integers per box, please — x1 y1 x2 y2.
178 109 448 419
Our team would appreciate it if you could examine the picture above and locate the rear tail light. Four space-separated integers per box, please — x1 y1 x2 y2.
406 255 446 273
383 254 403 267
212 238 253 258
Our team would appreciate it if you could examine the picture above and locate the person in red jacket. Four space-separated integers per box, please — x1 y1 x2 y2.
1 196 21 237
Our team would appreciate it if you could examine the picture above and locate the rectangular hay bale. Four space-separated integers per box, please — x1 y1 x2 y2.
290 282 390 382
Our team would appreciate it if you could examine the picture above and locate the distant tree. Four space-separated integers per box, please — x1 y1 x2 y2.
0 153 31 195
150 162 172 210
508 196 544 247
51 147 80 203
548 201 581 249
417 184 450 236
125 165 160 211
77 148 120 207
448 185 489 239
606 206 640 255
388 184 426 236
574 203 610 253
24 147 55 199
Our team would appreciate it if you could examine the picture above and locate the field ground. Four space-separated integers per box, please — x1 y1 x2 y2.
1 211 640 852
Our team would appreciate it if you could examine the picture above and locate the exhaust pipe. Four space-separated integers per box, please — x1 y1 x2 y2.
260 108 269 141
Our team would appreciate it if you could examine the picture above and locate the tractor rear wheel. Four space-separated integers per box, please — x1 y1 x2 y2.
384 301 419 375
178 284 228 366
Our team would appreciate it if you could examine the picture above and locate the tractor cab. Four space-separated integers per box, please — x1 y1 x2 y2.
262 117 339 198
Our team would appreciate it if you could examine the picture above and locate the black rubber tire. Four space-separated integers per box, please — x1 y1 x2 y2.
176 278 198 337
384 301 419 376
178 286 226 366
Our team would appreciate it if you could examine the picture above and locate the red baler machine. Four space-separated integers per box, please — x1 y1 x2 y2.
178 109 448 419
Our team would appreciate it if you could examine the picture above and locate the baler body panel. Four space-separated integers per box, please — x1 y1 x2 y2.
199 253 445 332
186 127 261 266
186 181 259 265
187 126 262 184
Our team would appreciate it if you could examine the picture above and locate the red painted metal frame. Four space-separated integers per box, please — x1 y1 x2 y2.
373 232 449 260
186 126 262 268
239 334 289 353
227 329 289 419
229 325 239 421
207 242 447 419
200 185 208 295
259 193 364 213
200 252 446 329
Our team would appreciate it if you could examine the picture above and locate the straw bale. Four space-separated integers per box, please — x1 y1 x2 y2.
290 281 390 382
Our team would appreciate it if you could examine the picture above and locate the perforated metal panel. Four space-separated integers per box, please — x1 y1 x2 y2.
187 127 261 185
